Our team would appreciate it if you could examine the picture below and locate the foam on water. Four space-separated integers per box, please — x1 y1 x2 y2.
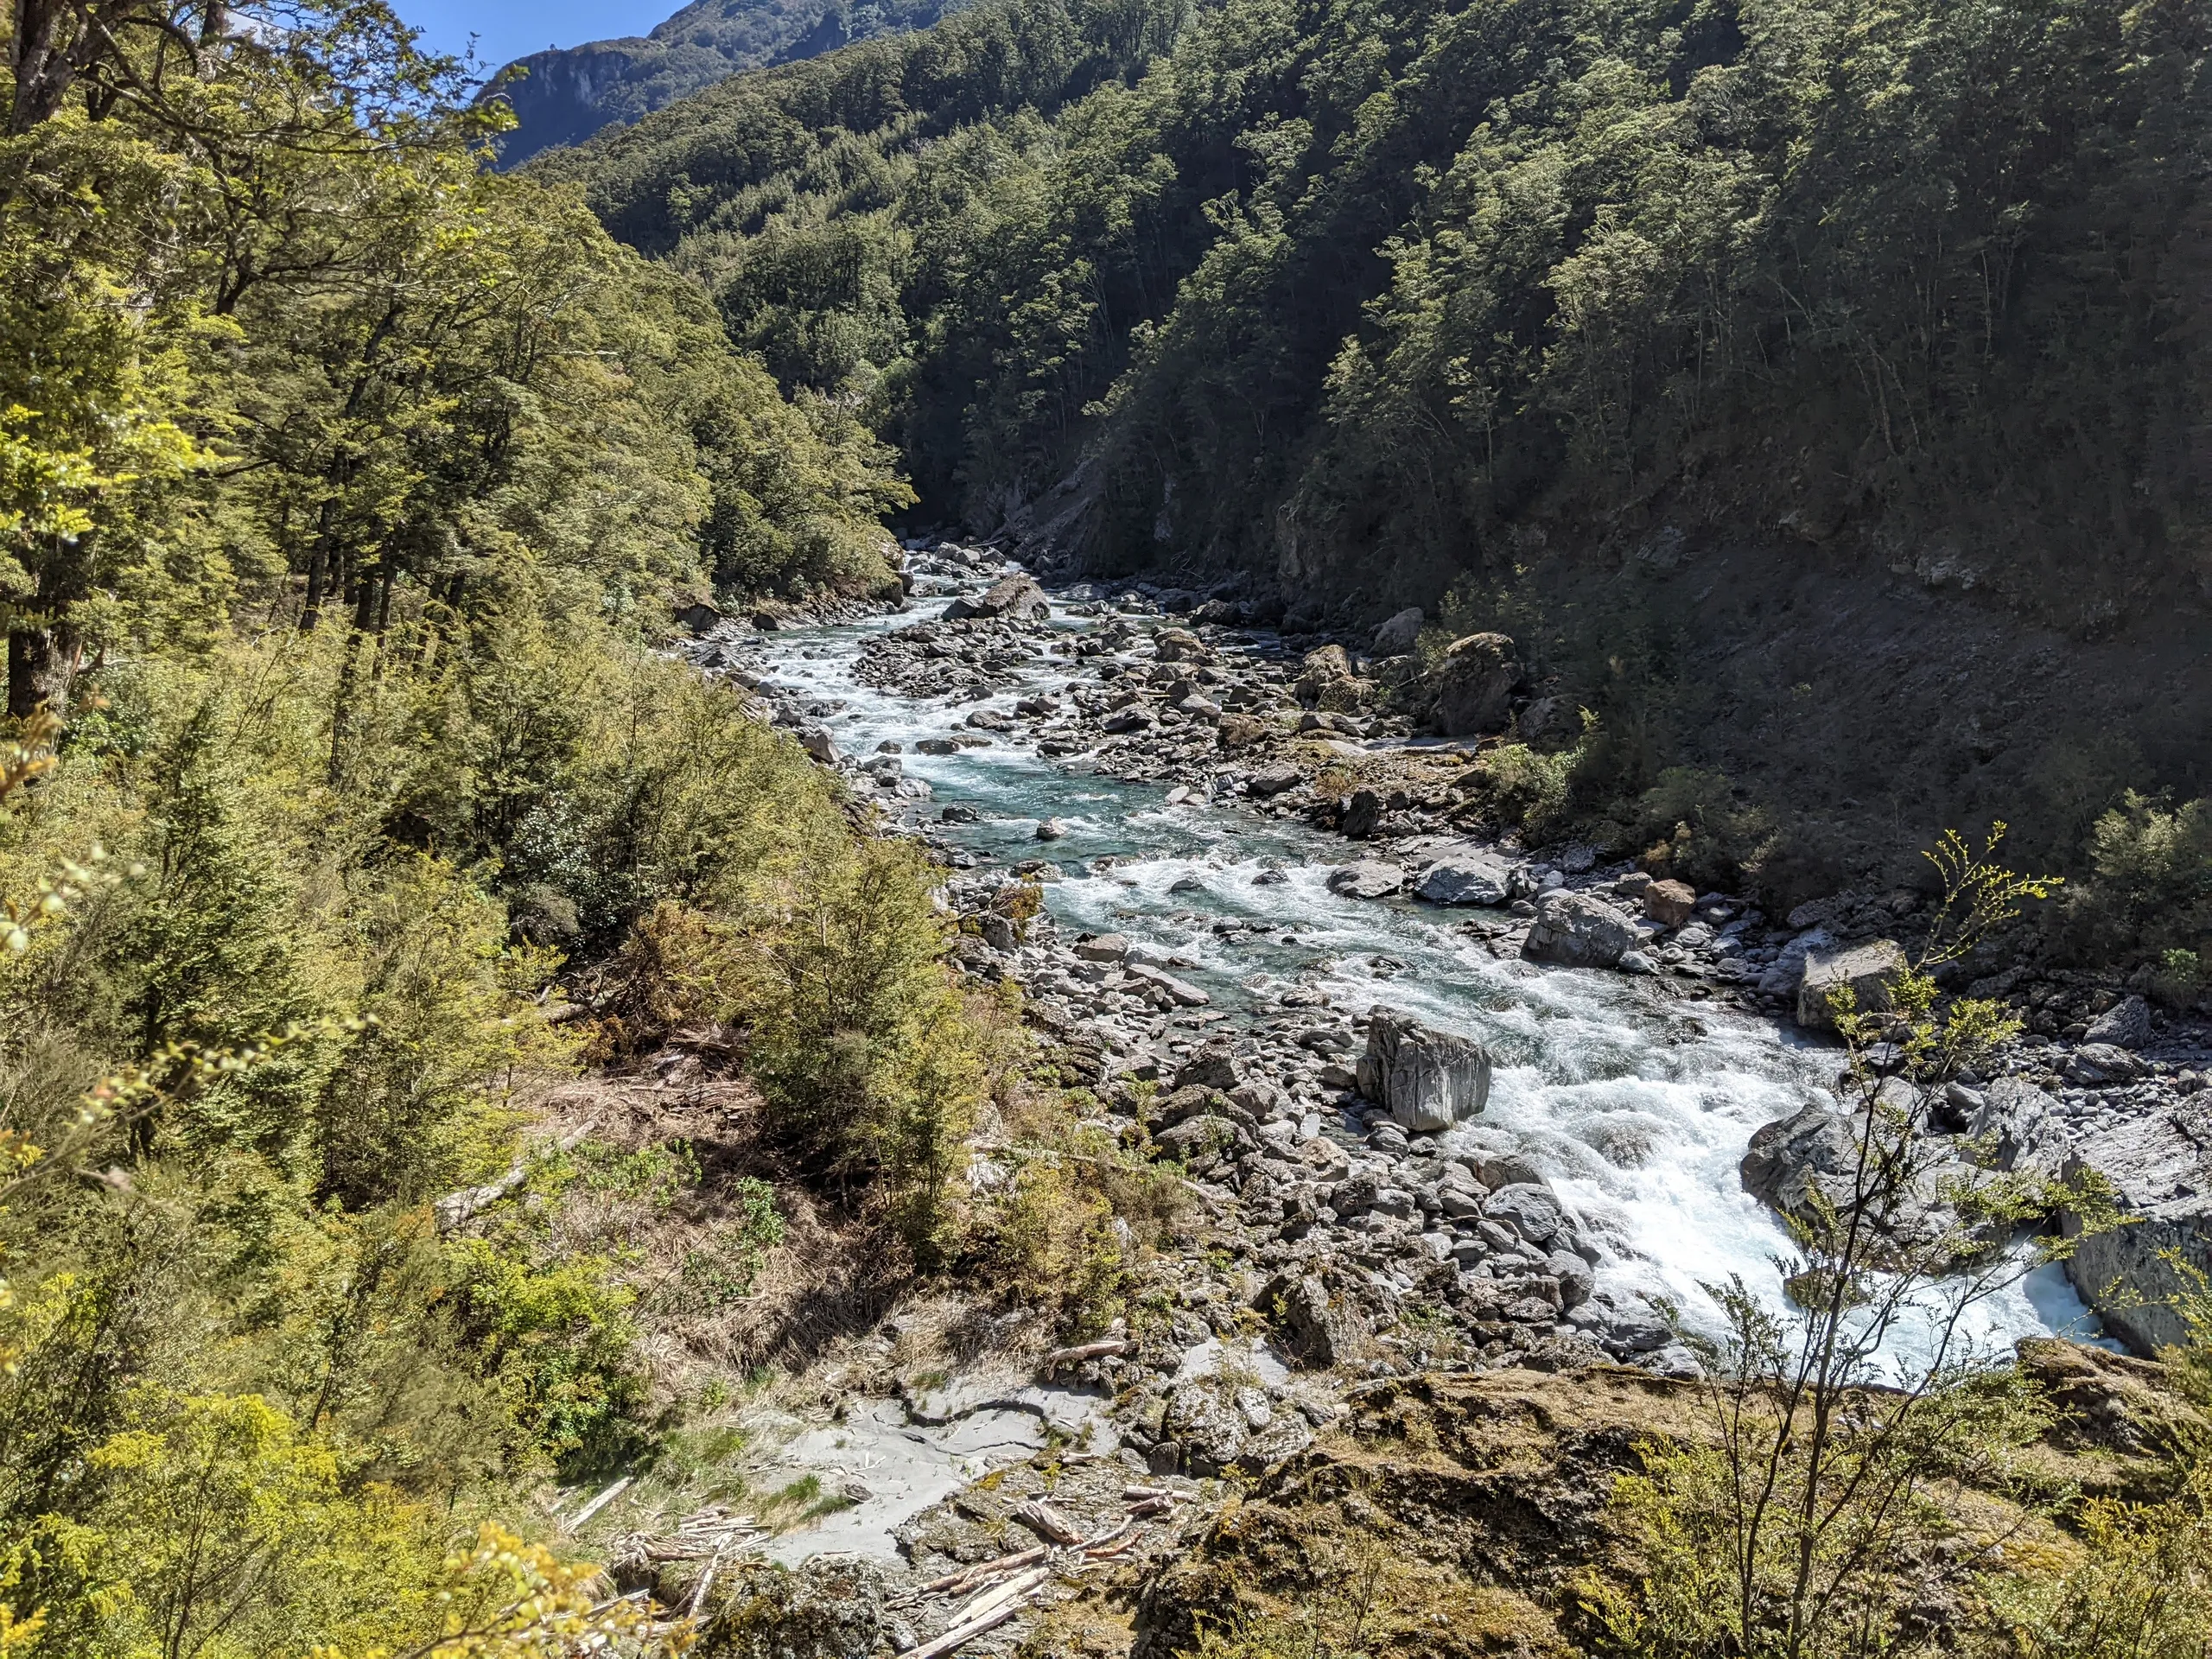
753 598 2111 1369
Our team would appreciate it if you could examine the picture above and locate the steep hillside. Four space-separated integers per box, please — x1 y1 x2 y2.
560 0 2212 897
484 0 959 163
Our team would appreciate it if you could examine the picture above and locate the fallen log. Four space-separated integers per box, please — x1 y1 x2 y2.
435 1118 599 1233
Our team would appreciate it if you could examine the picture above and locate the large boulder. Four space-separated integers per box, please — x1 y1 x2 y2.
1326 861 1404 900
1414 848 1514 906
1643 879 1696 927
1796 938 1908 1029
944 573 1051 620
1521 890 1637 968
1294 645 1357 707
2083 995 2152 1050
1740 1104 1862 1217
1355 1009 1491 1133
2063 1102 2212 1355
1371 607 1425 655
1432 632 1520 735
1217 713 1269 750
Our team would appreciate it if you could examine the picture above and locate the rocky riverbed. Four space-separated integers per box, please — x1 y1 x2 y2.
637 543 2212 1653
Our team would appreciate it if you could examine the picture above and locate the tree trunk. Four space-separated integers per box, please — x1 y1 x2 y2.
9 0 79 134
6 621 79 718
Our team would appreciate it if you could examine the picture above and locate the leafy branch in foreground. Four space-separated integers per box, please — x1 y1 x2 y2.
1586 830 2117 1659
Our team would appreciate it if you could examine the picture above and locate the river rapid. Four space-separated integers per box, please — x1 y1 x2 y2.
739 577 2106 1374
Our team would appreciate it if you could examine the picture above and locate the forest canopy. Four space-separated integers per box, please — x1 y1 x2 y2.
556 0 2211 627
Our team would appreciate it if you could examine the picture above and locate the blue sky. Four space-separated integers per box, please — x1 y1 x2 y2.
397 0 666 74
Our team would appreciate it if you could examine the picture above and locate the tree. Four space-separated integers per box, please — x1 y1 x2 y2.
1586 829 2117 1659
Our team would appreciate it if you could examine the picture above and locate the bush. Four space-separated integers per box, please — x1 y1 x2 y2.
2061 792 2212 964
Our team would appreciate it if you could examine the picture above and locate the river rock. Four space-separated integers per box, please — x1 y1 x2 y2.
1414 849 1513 906
1128 964 1210 1007
1522 890 1637 968
2083 995 2152 1050
1074 933 1130 963
1796 939 1907 1029
1484 1183 1563 1247
799 727 841 765
2066 1043 2148 1085
944 574 1050 620
1248 761 1303 797
1294 645 1356 706
1261 1272 1361 1368
1326 861 1403 899
1341 788 1382 839
1355 1009 1491 1132
1740 1103 1860 1217
1217 714 1269 749
1643 879 1696 927
1175 1039 1246 1091
1967 1076 2064 1173
1372 607 1425 655
1036 817 1070 841
1432 632 1519 734
2062 1101 2212 1354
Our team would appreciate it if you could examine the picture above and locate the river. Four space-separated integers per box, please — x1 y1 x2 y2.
743 581 2107 1373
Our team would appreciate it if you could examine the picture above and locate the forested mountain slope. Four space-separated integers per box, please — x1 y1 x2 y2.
561 0 2212 887
485 0 961 163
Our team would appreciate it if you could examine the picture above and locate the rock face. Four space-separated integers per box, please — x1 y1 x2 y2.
1326 860 1404 899
1521 890 1637 968
1796 938 1908 1029
2063 1102 2212 1354
943 573 1051 620
1432 632 1520 734
1356 1009 1491 1132
1371 607 1425 654
1414 849 1514 906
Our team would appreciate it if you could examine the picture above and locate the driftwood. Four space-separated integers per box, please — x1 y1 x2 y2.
435 1117 599 1233
568 1475 632 1529
916 1546 1046 1597
942 1567 1049 1635
903 1603 1024 1659
1039 1339 1128 1370
1012 1499 1084 1546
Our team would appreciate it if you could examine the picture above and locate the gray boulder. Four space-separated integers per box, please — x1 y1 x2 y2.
1372 607 1425 655
1485 1183 1563 1247
1414 849 1514 906
1740 1103 1862 1217
1247 761 1304 798
2063 1102 2212 1355
1355 1009 1492 1133
1522 890 1637 968
1327 861 1404 899
2084 995 2152 1050
2066 1043 2148 1086
1432 632 1520 734
1965 1077 2064 1174
1340 788 1382 840
1797 938 1908 1029
944 573 1050 620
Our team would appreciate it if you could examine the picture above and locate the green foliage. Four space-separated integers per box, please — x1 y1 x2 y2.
1589 832 2118 1659
0 0 937 1648
448 1238 647 1476
2062 793 2212 969
570 0 2210 626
